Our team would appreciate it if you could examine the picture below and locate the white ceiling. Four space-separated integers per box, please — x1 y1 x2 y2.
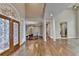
25 3 44 18
25 3 74 25
44 3 73 19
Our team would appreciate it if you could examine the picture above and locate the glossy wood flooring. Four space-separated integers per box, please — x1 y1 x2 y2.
10 38 79 56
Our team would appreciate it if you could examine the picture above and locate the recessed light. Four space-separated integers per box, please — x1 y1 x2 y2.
74 6 77 9
73 5 77 9
50 13 53 17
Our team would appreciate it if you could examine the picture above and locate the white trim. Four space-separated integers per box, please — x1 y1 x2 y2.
56 37 79 39
49 36 56 41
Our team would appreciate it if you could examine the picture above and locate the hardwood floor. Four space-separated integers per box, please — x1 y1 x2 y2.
10 38 79 56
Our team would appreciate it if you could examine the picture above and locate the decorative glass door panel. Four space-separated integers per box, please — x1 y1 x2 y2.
0 18 9 53
13 22 18 46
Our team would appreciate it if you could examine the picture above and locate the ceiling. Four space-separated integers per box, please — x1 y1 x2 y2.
25 3 73 19
44 3 73 19
25 3 45 18
25 3 74 25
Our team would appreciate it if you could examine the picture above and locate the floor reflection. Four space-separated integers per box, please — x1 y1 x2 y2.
10 38 79 56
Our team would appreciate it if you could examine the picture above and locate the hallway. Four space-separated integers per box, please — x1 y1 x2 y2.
0 3 79 56
10 38 79 56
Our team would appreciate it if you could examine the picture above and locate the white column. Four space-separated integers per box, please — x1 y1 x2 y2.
43 19 46 41
49 19 56 41
49 20 53 38
76 7 79 38
52 19 56 41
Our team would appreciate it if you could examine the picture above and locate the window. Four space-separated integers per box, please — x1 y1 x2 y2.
0 18 9 53
13 22 18 45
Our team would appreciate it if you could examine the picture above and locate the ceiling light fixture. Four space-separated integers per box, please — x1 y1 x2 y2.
73 5 77 9
73 4 79 9
50 13 53 17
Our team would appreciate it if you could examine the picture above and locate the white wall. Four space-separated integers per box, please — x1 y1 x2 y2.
55 8 76 39
26 25 42 36
76 7 79 38
33 26 41 36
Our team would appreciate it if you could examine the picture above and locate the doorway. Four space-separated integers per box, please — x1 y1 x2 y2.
46 22 50 39
60 22 67 38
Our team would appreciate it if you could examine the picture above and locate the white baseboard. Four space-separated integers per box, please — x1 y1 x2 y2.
56 37 79 40
49 36 56 41
50 36 53 39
